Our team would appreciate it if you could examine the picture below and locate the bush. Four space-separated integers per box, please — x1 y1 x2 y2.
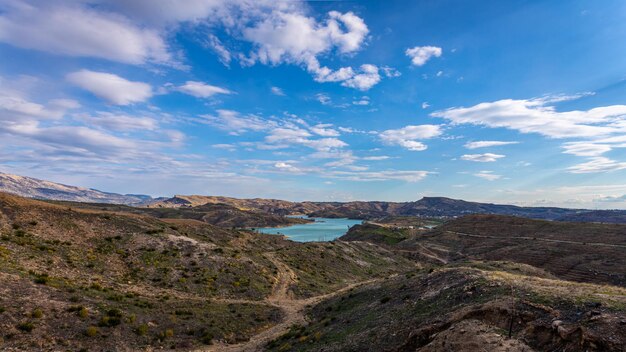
16 322 34 332
78 307 89 318
136 324 149 336
98 309 123 327
0 306 5 314
380 296 391 304
159 329 174 340
32 308 43 319
33 274 49 285
200 331 214 345
85 326 98 337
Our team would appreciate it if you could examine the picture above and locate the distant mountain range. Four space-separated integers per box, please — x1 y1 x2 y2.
147 193 626 223
2 171 626 223
0 172 154 205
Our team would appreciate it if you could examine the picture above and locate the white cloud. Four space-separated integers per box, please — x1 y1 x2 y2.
339 64 381 91
270 86 285 96
316 93 331 105
176 81 232 98
379 125 442 151
205 34 232 66
67 70 152 105
421 102 430 109
1 2 387 88
80 112 158 131
561 142 612 157
353 96 370 105
200 109 272 134
0 2 172 65
473 171 501 181
464 141 519 149
405 46 442 66
567 157 626 173
460 153 505 162
243 10 368 65
310 124 340 137
330 170 430 182
361 156 389 161
432 95 626 139
381 66 401 78
274 161 301 173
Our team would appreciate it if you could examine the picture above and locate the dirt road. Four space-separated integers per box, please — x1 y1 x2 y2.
200 252 376 352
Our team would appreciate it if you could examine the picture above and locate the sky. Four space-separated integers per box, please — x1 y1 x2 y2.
1 0 626 208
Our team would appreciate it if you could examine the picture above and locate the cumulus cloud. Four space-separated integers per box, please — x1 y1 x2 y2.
338 65 381 91
473 171 502 181
406 46 442 66
176 81 232 98
461 153 505 162
243 10 368 64
1 1 389 89
464 141 519 149
379 125 442 151
0 1 172 65
240 9 385 89
67 70 152 105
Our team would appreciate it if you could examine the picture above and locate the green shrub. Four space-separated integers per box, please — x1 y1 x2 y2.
78 307 89 318
0 306 5 313
159 328 174 340
33 274 49 285
16 322 34 332
200 331 214 345
136 324 149 336
98 309 123 327
32 308 43 319
85 326 98 337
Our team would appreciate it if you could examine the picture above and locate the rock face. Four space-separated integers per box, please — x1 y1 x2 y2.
0 172 152 205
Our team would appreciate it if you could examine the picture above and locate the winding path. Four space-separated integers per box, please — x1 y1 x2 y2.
201 253 376 352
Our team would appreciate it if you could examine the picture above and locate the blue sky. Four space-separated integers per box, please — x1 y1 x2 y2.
1 0 626 208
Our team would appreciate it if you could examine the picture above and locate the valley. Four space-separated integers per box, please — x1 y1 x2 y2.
0 175 625 351
0 190 625 351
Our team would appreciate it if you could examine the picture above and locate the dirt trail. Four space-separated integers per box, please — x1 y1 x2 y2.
201 252 378 352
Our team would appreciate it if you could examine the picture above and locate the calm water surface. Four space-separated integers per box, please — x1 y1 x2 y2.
256 217 362 242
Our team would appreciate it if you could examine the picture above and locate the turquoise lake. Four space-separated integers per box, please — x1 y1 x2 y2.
256 217 363 242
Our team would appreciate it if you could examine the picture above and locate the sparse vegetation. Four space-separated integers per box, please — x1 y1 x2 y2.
0 192 624 351
85 326 98 337
16 322 34 333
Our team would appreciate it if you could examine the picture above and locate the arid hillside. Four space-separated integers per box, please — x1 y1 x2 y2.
2 192 626 351
0 192 409 351
46 200 311 228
